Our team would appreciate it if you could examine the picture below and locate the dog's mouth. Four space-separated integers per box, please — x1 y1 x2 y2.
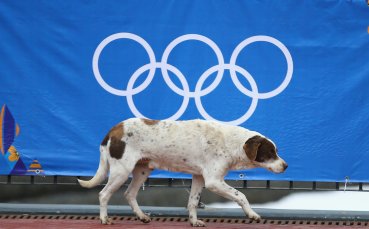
267 163 288 174
270 168 286 174
254 159 288 174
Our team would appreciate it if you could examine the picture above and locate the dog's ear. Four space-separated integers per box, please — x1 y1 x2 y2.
243 136 262 161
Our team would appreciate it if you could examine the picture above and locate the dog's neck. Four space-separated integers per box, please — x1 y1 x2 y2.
227 144 255 170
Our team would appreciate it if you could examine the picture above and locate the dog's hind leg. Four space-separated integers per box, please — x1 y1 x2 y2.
187 175 205 227
99 169 127 224
99 153 139 224
124 164 152 223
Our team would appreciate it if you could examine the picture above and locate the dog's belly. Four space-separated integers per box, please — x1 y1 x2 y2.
138 153 203 175
149 160 202 174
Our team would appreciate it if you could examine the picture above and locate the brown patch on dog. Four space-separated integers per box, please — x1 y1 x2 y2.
141 118 160 125
255 137 277 162
244 135 277 162
109 122 124 139
101 122 125 159
109 137 126 159
109 123 125 159
244 136 262 161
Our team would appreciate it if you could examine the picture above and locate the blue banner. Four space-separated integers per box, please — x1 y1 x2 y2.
1 1 368 182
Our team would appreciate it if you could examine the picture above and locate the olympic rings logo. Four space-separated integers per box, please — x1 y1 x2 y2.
92 33 293 126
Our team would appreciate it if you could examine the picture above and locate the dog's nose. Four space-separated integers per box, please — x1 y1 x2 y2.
283 163 288 171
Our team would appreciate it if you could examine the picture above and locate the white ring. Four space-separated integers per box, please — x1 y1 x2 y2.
230 35 293 99
92 33 156 96
161 34 225 98
126 62 190 120
194 64 258 126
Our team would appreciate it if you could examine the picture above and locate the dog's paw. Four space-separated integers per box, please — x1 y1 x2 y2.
101 216 114 225
248 211 261 222
139 215 151 224
190 219 206 227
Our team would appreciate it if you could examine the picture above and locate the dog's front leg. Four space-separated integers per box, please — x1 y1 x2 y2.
188 175 205 227
204 177 261 221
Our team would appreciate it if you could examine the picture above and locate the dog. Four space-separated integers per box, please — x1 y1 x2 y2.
78 118 287 226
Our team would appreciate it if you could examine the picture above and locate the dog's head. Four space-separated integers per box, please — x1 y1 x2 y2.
243 135 287 173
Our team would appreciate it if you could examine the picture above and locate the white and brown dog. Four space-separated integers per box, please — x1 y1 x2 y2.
78 118 287 226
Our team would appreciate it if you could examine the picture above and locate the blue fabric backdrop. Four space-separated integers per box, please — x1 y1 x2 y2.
0 0 368 182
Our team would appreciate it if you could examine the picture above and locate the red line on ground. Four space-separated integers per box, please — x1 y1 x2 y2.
0 218 367 229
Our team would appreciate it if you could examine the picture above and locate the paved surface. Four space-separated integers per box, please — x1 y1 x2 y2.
0 204 369 228
2 204 369 221
0 216 368 229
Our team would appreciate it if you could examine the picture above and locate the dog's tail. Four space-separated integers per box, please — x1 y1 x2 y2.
78 145 109 188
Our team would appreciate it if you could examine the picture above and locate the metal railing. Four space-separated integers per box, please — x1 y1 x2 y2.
1 175 368 192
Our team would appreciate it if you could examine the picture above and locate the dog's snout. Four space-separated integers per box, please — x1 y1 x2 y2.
283 162 288 171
